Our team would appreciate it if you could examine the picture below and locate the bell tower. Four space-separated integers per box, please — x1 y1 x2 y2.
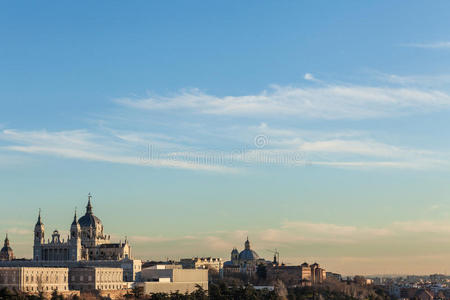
33 209 45 261
69 209 82 261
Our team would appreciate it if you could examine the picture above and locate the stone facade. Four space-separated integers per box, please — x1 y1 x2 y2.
0 250 141 283
69 267 125 291
0 267 68 293
180 257 223 273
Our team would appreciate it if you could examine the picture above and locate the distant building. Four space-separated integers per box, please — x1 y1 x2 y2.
223 238 266 276
0 235 14 261
326 272 342 281
299 262 326 285
141 261 180 269
136 266 208 295
180 257 223 273
146 264 182 270
400 288 434 300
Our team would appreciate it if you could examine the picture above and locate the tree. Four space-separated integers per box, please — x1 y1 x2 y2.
274 280 288 300
256 265 267 281
131 286 145 299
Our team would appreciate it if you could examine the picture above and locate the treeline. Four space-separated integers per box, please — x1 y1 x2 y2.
0 282 392 300
0 288 68 300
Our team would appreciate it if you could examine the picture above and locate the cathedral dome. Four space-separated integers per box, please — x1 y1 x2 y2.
78 194 102 229
0 234 14 261
78 213 102 228
0 245 13 255
238 237 259 261
238 249 260 261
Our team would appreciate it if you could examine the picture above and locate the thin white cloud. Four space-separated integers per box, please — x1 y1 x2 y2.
299 139 409 158
259 219 450 246
128 219 450 262
304 73 316 81
130 235 180 243
246 123 447 170
5 228 32 235
308 160 442 170
392 221 450 234
116 84 450 120
0 126 446 171
404 41 450 49
0 129 236 173
371 71 450 88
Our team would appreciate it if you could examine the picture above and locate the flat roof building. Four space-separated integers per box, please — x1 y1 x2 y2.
137 268 208 295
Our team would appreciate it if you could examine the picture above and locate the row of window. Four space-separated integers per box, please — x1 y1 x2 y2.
24 286 68 292
72 274 121 282
25 275 67 283
71 284 124 291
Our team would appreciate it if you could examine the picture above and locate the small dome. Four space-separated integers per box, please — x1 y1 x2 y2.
231 248 239 254
0 245 12 254
239 249 260 261
0 234 14 261
238 237 259 261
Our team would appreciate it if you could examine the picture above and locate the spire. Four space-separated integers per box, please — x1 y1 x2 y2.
36 209 43 226
72 208 78 225
86 193 93 214
245 236 250 250
4 233 9 247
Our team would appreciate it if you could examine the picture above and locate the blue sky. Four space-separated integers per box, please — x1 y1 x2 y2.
2 1 450 275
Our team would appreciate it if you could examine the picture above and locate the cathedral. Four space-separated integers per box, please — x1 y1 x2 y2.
224 237 266 275
33 194 131 262
0 234 14 261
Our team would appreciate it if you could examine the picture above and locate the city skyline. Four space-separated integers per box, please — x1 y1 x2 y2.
2 1 450 275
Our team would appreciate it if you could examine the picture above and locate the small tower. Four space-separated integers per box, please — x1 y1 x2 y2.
231 248 239 266
33 209 45 261
69 209 82 261
244 237 251 250
86 193 93 215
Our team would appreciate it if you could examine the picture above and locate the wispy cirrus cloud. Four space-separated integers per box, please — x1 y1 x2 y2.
371 71 450 88
249 123 448 170
0 124 446 172
2 74 450 172
259 219 450 248
5 228 32 235
403 41 450 49
0 129 235 173
116 84 450 120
